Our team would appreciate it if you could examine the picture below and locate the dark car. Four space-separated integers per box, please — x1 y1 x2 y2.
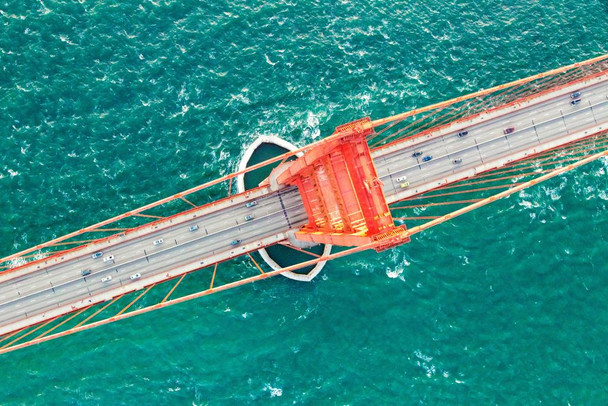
81 269 92 277
412 151 423 158
504 127 515 134
570 99 581 106
422 156 433 162
457 130 468 137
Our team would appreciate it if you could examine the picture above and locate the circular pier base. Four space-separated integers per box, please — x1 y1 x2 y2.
238 136 331 282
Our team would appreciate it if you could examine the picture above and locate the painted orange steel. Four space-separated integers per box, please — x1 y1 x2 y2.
0 128 352 266
133 213 165 219
370 53 608 128
74 297 121 328
394 216 440 221
47 239 100 246
405 148 608 238
437 170 551 191
471 149 603 182
1 55 607 355
393 132 608 209
115 285 155 317
247 253 265 275
3 54 606 272
0 318 58 350
274 117 403 249
509 136 608 165
34 306 90 340
1 146 607 355
89 228 129 232
0 326 26 344
408 183 525 200
162 274 186 303
0 242 387 355
209 263 218 290
278 242 322 258
391 199 483 210
373 68 608 152
370 97 479 148
1 184 266 275
374 66 608 152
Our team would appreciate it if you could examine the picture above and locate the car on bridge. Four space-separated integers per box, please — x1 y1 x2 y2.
130 273 141 280
153 239 163 246
504 127 515 134
570 99 582 106
244 215 254 221
400 182 410 188
245 201 257 208
453 158 463 164
570 91 581 99
231 239 241 246
101 275 112 283
189 225 199 232
81 269 91 277
412 151 423 158
396 176 407 182
91 252 103 259
457 130 468 137
422 156 433 162
103 255 114 263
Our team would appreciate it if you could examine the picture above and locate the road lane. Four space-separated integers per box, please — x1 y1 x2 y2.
376 79 608 200
1 74 607 335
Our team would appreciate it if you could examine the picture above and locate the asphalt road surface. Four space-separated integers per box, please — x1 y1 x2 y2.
1 75 607 335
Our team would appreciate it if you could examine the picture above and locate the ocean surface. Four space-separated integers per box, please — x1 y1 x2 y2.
1 0 608 403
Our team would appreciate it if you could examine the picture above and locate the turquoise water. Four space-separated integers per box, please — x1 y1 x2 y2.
2 0 608 403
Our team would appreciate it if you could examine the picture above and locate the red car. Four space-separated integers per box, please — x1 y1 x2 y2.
504 127 515 134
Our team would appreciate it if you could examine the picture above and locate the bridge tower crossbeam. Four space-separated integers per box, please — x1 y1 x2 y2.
274 118 410 251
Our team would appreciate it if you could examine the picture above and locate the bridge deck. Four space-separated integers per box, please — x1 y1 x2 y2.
376 74 608 203
1 73 607 336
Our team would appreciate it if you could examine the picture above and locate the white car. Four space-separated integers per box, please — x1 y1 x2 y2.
101 275 112 283
103 255 115 263
153 239 163 246
396 176 407 182
130 273 141 280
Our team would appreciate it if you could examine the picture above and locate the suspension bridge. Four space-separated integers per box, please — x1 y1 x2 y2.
1 53 607 355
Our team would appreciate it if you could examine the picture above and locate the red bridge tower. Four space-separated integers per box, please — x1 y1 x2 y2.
272 118 409 251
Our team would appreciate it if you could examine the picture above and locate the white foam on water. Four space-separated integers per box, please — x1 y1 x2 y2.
264 384 283 397
386 266 403 279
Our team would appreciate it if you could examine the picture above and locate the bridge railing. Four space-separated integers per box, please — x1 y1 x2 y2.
0 141 317 272
3 53 607 273
2 130 607 357
368 53 608 150
390 130 608 226
2 54 608 354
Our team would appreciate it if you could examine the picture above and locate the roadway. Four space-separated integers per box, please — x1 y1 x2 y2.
1 73 607 335
0 187 309 333
374 77 608 202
